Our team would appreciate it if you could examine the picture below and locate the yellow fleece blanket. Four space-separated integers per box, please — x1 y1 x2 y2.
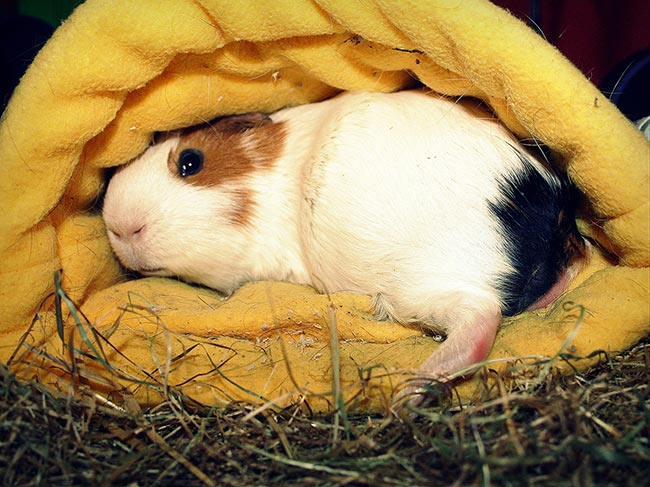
1 0 648 412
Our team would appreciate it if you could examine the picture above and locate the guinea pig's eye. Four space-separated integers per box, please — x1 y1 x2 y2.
178 149 204 177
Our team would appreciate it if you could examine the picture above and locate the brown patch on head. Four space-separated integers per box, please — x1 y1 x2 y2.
168 113 286 186
229 187 255 226
166 113 287 225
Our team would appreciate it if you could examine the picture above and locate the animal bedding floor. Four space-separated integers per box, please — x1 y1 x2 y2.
1 337 648 486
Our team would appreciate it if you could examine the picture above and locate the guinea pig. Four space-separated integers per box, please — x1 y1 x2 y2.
102 90 589 393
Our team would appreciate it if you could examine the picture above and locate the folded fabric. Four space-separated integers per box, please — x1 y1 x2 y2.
1 0 647 412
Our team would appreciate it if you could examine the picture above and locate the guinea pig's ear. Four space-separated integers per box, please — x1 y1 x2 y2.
212 113 273 133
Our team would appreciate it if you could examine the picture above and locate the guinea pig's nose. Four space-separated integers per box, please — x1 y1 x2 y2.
107 222 146 242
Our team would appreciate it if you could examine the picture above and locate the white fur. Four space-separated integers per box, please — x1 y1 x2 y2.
104 91 556 376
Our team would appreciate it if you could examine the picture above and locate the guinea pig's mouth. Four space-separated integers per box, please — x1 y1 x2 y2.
135 266 167 275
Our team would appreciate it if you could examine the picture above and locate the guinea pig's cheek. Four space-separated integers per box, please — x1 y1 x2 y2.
106 235 139 270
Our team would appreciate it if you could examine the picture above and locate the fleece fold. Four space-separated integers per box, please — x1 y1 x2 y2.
1 0 647 412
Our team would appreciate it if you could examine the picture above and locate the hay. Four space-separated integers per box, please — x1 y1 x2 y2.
2 336 648 486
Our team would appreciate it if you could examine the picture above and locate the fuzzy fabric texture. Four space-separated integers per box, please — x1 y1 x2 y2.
0 0 648 412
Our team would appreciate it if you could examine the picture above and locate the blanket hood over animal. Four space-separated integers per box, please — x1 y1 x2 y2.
0 0 648 412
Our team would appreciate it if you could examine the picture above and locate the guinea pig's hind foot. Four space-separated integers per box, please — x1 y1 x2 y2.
393 310 501 411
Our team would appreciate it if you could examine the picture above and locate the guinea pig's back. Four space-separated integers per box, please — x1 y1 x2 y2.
297 91 525 321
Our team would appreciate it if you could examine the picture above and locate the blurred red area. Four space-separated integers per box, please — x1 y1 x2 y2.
493 0 650 85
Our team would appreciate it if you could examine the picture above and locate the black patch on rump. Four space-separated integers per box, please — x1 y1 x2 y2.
488 150 584 316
